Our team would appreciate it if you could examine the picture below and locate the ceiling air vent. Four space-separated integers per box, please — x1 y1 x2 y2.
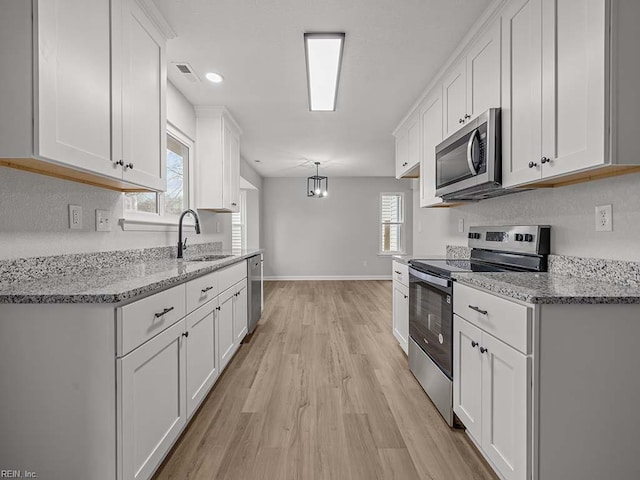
173 62 200 83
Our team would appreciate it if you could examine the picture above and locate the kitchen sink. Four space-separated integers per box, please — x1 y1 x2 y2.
185 254 233 262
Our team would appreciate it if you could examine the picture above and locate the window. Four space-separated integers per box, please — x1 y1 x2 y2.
123 125 192 229
232 190 247 251
380 193 405 254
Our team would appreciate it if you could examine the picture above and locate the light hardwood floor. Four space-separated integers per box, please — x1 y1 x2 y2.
153 280 498 480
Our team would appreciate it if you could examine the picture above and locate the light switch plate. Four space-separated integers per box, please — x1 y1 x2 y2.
95 209 111 232
69 205 82 230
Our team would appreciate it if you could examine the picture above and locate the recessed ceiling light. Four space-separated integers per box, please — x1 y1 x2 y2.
205 72 224 83
304 33 345 112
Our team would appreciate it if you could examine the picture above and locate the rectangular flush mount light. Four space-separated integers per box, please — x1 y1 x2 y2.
304 33 345 111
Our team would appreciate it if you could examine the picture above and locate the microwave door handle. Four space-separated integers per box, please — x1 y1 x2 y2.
466 128 479 175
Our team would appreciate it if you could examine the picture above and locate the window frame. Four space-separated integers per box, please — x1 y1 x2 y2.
120 123 196 232
231 189 247 252
378 192 406 256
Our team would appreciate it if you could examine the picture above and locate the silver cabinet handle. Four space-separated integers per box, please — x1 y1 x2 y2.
154 306 175 318
541 156 550 164
468 305 487 315
201 286 214 293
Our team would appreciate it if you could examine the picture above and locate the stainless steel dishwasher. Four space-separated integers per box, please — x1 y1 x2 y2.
247 254 262 333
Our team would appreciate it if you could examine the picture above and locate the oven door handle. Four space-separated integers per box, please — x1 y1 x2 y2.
409 268 451 289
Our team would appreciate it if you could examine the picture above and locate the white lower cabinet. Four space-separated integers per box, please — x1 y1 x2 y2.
218 286 236 371
118 319 187 480
391 260 409 354
185 299 219 417
233 279 248 343
454 314 529 480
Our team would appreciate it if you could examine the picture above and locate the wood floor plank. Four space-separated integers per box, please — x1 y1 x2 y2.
153 280 498 480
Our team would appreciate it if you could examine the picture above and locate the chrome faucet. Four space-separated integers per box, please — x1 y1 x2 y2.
177 209 201 259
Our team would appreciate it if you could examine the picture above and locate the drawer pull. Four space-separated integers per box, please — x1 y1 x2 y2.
468 305 488 315
394 270 402 275
154 306 175 318
471 340 478 348
201 286 214 293
480 346 488 354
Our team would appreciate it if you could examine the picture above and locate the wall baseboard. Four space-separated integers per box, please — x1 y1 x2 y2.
264 275 392 281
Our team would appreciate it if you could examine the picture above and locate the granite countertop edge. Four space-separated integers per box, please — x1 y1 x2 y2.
452 272 640 305
0 249 263 305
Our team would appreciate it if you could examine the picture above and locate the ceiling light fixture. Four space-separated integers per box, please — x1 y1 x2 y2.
304 33 345 112
205 72 224 83
307 162 328 198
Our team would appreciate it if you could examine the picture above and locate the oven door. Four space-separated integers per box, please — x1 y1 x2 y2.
409 268 453 379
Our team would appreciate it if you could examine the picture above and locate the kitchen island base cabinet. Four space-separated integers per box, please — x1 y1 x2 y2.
118 320 187 480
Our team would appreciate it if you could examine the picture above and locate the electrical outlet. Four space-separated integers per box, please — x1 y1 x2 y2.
458 218 464 233
216 221 221 233
95 209 111 232
69 205 82 230
595 204 613 232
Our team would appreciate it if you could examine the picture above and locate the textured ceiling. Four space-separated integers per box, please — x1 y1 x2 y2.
154 0 492 177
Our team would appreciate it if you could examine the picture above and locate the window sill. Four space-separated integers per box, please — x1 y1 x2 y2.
378 252 406 257
119 215 196 232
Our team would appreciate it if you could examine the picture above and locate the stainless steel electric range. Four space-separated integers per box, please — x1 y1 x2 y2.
407 225 551 426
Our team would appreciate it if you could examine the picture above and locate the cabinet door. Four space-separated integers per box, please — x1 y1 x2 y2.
541 0 606 179
419 89 444 207
453 316 483 443
218 288 235 372
467 19 502 117
395 130 409 178
442 59 467 136
226 126 241 212
392 281 409 354
185 302 218 418
481 333 529 480
36 0 115 177
118 319 186 480
233 280 248 344
115 0 166 191
501 0 543 188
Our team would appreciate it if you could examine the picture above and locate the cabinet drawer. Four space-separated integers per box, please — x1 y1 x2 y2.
219 260 247 293
117 284 186 356
453 282 530 354
186 271 218 314
392 261 409 286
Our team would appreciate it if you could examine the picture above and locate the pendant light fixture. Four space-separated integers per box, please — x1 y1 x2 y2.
307 162 328 198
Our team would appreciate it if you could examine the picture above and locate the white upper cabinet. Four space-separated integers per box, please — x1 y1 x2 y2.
0 0 169 192
442 59 468 137
394 110 420 178
443 18 502 138
36 0 114 178
195 107 242 212
503 0 640 189
466 19 502 119
501 0 543 187
419 89 445 207
113 0 167 191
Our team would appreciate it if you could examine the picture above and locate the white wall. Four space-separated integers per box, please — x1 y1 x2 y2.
240 158 263 249
0 82 230 260
413 172 640 261
262 177 413 279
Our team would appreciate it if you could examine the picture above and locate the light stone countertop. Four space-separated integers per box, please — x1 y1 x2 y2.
452 271 640 305
0 249 262 304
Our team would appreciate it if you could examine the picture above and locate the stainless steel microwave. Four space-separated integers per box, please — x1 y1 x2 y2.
435 108 501 201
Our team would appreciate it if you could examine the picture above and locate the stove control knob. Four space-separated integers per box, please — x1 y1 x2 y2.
524 234 534 242
468 232 474 239
515 233 523 242
475 233 481 239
